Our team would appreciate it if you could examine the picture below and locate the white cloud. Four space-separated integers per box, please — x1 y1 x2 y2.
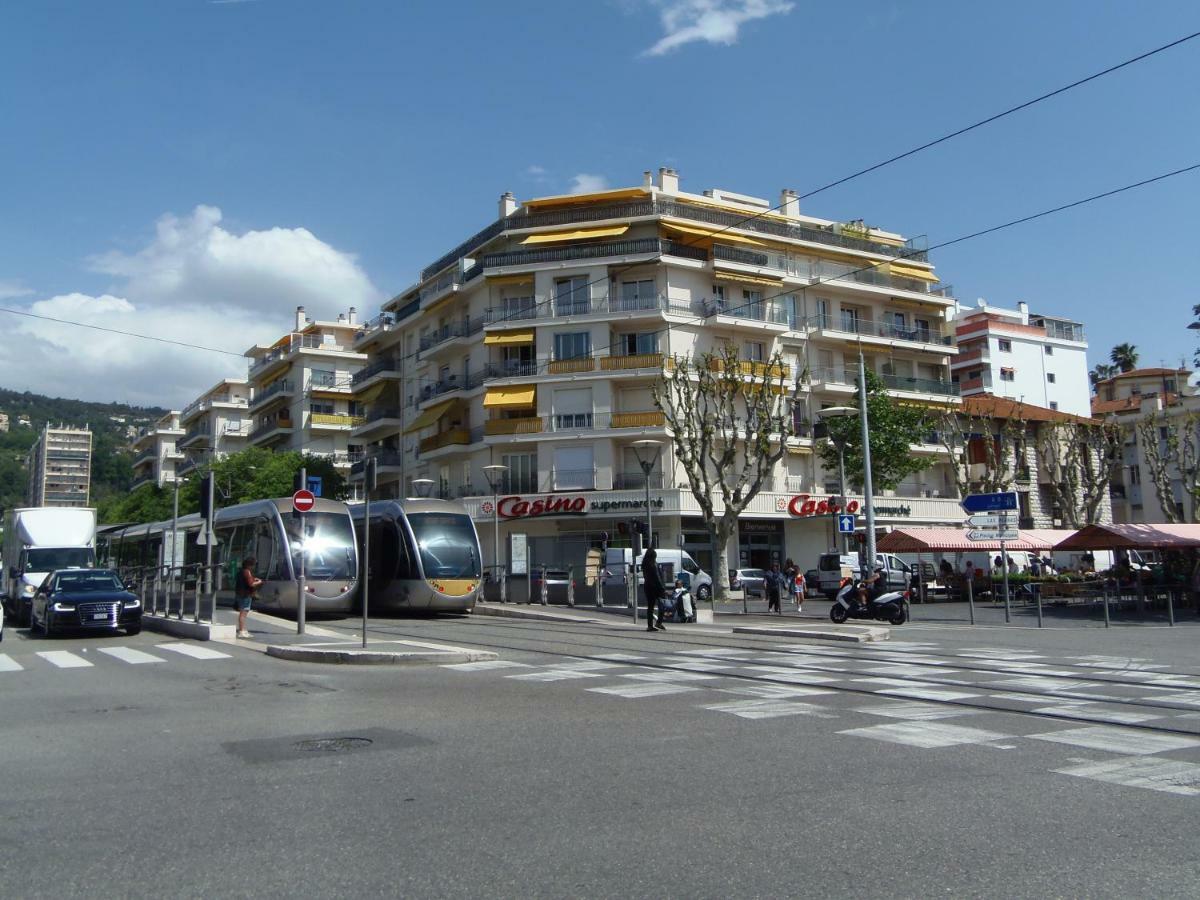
525 164 547 176
568 173 610 194
0 280 33 301
643 0 794 56
0 206 382 407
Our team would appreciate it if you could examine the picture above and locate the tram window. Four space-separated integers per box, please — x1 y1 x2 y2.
407 512 481 580
253 518 275 578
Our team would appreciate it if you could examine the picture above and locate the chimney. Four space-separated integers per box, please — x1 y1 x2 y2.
499 191 518 218
348 306 357 325
295 306 306 330
643 170 653 189
657 167 678 194
337 313 346 323
1016 300 1029 321
779 189 800 218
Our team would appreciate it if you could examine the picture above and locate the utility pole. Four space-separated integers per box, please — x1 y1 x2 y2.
858 348 877 578
296 465 307 635
362 457 376 648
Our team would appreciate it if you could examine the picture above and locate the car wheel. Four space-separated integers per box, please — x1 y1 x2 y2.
696 585 711 602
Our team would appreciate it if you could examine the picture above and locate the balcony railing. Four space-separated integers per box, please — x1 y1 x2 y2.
880 373 960 397
310 371 347 390
547 357 595 375
807 366 859 386
700 295 795 327
250 416 294 438
482 237 707 271
352 358 400 385
181 426 212 444
601 352 664 372
361 407 403 424
484 417 543 436
553 468 596 490
611 410 666 428
351 449 406 476
611 471 666 490
132 449 157 468
417 370 487 402
809 314 951 345
418 428 473 454
310 413 366 428
419 317 485 352
251 379 295 406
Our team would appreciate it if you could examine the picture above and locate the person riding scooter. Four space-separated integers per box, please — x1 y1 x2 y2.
855 567 885 612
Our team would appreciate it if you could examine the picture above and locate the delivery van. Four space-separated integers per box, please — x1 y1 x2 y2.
603 548 714 600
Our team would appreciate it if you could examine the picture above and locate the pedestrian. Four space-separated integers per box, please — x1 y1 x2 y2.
792 567 806 613
764 562 785 614
642 547 667 632
235 556 262 639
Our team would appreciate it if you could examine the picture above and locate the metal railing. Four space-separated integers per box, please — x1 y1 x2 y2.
132 448 157 467
419 317 485 351
249 416 294 438
310 371 346 389
482 237 707 270
809 313 951 345
880 373 960 397
352 357 400 385
612 471 666 490
552 468 596 490
122 562 223 625
251 379 295 406
418 369 486 400
701 296 794 327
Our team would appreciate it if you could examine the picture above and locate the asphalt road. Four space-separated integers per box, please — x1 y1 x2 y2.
2 614 1198 898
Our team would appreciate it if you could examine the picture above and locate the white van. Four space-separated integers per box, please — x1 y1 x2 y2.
816 552 912 598
603 548 714 601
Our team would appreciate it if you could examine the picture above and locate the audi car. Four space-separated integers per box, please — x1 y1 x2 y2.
30 568 142 637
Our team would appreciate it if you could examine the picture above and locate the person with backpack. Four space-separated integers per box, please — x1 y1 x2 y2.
764 562 786 615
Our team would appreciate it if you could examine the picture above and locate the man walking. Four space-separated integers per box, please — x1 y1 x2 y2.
642 548 667 632
764 562 786 615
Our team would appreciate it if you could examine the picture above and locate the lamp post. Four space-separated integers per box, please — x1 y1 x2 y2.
482 464 509 600
817 405 858 553
411 477 435 499
857 347 878 579
631 439 662 626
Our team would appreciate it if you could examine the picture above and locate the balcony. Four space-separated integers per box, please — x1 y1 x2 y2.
419 318 485 352
417 370 487 403
418 428 473 454
132 449 157 468
351 357 400 386
809 314 952 346
249 379 295 410
46 449 90 460
483 292 691 328
310 413 366 429
601 352 665 372
547 356 596 375
880 373 960 398
611 410 666 429
484 417 543 436
483 237 707 271
179 426 212 448
350 449 406 477
310 371 349 392
806 366 859 388
698 295 795 328
249 416 294 444
182 394 248 421
612 471 667 490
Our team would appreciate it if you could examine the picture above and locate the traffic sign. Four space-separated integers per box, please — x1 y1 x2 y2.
292 489 316 513
965 514 1011 529
836 514 856 534
961 491 1018 514
967 529 1018 542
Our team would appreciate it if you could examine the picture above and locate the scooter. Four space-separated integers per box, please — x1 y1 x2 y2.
830 577 909 625
672 586 696 623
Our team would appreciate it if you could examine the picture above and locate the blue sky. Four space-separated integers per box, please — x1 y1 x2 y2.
1 0 1197 404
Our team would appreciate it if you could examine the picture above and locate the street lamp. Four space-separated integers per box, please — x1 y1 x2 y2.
482 464 509 598
410 477 435 499
817 405 858 552
630 440 662 551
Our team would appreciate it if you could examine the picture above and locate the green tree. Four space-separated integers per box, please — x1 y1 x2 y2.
1192 304 1200 368
1109 343 1139 373
1089 363 1117 393
817 369 936 492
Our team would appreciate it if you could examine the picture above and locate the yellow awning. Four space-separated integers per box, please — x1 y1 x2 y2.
674 194 792 222
890 263 939 283
660 221 765 248
310 389 348 401
354 381 387 404
483 329 536 346
521 187 649 209
483 386 537 409
713 271 785 288
520 225 629 245
486 273 535 285
404 398 458 433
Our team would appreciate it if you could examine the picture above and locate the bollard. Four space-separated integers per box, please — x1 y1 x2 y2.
1036 584 1043 629
966 576 975 626
595 563 604 608
140 574 149 616
194 566 203 624
1102 585 1111 628
567 566 575 607
1137 576 1146 619
499 569 507 604
1168 588 1175 626
152 575 161 618
540 565 548 606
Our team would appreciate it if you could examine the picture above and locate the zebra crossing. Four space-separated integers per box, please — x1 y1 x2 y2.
0 642 233 673
441 642 1200 798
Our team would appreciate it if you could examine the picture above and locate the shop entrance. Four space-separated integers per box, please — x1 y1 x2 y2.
738 521 784 570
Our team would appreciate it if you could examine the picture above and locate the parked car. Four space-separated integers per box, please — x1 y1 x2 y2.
816 553 912 599
729 568 766 597
30 568 141 637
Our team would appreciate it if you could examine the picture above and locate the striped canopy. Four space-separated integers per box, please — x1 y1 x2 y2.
876 528 1075 553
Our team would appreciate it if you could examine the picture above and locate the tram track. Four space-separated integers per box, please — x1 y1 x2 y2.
310 616 1200 738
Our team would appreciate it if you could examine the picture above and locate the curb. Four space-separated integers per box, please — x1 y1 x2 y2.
143 614 234 642
265 646 498 666
733 624 890 643
473 604 606 624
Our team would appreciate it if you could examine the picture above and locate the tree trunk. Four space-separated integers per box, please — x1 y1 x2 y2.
713 541 731 611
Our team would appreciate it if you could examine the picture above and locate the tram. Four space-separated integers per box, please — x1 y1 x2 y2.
98 497 359 616
348 498 481 613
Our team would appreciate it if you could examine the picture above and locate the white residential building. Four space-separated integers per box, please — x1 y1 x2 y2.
130 412 184 490
28 424 92 507
176 378 252 478
950 300 1090 417
349 168 966 579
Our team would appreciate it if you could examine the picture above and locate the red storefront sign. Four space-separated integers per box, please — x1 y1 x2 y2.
497 495 588 519
786 494 861 518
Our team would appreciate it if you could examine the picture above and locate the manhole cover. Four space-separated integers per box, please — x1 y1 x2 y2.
293 737 373 753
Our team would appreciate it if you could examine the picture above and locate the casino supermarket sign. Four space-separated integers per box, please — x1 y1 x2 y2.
784 494 860 518
497 494 665 519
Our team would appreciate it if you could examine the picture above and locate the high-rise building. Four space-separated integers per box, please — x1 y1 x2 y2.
28 424 93 507
176 378 252 478
131 412 185 490
349 167 966 577
950 300 1090 417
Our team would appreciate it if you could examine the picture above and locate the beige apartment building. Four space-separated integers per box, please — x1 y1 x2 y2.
130 412 185 490
176 378 252 478
349 168 966 577
243 306 368 483
28 424 93 507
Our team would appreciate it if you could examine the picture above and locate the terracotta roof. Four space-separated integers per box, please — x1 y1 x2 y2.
959 394 1095 424
1091 392 1180 416
1094 367 1190 387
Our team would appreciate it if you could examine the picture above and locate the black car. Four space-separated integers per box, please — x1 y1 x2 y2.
30 569 142 637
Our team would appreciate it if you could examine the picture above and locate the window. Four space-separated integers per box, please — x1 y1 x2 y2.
1049 401 1059 410
712 284 726 305
1044 346 1054 356
743 290 764 319
998 339 1012 352
553 446 594 490
840 307 862 333
620 280 656 311
554 332 591 360
554 276 589 315
1000 368 1015 382
1047 373 1056 383
743 341 765 362
311 369 337 388
968 370 982 380
553 387 593 430
310 401 335 415
501 294 536 318
815 297 830 327
618 332 659 355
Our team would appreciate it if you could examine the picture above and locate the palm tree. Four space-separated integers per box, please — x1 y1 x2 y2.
1110 343 1139 373
1089 363 1117 392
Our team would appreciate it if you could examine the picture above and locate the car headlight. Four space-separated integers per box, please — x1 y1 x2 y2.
21 584 36 598
123 597 141 607
52 601 76 612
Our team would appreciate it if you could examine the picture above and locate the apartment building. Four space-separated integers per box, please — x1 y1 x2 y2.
28 424 93 507
349 168 966 576
1093 367 1199 523
130 412 184 490
950 300 1090 417
243 306 368 480
176 378 252 478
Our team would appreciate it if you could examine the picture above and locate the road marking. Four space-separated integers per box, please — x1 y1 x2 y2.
854 702 980 721
155 643 232 660
746 668 840 684
838 721 1011 749
1029 726 1200 755
619 670 718 682
506 669 603 682
660 660 739 672
676 647 756 657
551 661 626 671
37 651 93 669
441 660 532 671
703 699 837 720
98 646 165 665
1054 757 1200 796
0 653 24 672
860 664 962 678
592 653 649 661
990 676 1102 693
877 686 983 702
1144 692 1200 708
1030 705 1161 725
716 684 834 699
588 682 698 699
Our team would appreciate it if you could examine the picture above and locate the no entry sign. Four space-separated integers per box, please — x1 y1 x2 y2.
292 489 316 513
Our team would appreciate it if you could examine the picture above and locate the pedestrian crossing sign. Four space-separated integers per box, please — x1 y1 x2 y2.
837 514 856 534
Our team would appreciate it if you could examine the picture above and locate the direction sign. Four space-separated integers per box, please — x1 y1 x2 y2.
967 529 1018 542
292 489 317 513
965 514 1012 529
961 491 1018 514
836 514 856 534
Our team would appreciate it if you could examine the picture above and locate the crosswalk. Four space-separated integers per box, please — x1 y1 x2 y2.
441 642 1200 799
0 643 232 672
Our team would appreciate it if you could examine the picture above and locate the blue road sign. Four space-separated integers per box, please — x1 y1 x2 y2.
961 491 1017 514
307 475 323 498
837 514 856 534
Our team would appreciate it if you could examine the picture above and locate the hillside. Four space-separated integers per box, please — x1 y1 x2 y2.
0 387 168 514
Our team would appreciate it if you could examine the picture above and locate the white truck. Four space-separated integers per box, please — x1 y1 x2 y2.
3 507 97 626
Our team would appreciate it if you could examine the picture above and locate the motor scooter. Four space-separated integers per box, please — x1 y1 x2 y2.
672 585 695 623
830 577 908 625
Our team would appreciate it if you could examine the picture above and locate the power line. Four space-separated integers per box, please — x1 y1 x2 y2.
0 306 247 358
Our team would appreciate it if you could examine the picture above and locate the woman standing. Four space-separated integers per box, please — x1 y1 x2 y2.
235 556 263 639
